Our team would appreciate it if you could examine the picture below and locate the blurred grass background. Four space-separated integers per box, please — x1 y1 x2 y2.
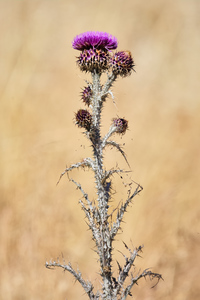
0 0 200 299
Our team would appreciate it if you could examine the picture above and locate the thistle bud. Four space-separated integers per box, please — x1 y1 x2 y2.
81 86 93 106
112 117 128 134
75 109 92 131
111 51 134 77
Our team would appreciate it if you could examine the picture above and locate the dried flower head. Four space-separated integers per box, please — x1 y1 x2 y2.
75 109 92 131
81 85 93 106
111 51 134 77
72 31 118 51
112 117 128 134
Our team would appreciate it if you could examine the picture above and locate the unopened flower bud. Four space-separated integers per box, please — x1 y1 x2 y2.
111 51 134 77
112 118 128 134
75 109 92 131
81 86 93 106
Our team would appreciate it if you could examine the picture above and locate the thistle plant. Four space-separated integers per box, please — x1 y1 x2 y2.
46 31 162 299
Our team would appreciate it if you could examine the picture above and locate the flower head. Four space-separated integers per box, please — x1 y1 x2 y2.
111 51 135 77
75 109 92 131
112 117 128 134
73 31 118 73
81 85 93 106
72 31 118 51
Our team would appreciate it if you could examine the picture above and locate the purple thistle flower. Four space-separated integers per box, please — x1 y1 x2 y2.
72 31 118 51
46 32 163 298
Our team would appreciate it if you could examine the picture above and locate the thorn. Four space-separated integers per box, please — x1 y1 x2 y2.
123 241 128 249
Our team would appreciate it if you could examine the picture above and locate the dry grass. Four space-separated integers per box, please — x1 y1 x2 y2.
0 0 200 299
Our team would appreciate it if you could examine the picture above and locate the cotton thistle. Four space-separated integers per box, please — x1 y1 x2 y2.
46 31 162 299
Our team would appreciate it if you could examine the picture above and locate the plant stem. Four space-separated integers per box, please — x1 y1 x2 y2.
91 71 113 299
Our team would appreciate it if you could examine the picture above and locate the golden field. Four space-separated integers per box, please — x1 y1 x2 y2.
0 0 200 299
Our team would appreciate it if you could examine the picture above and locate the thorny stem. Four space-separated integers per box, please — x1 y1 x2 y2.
91 71 113 299
45 260 97 299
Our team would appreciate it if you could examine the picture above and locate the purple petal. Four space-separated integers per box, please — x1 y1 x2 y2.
72 31 118 51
